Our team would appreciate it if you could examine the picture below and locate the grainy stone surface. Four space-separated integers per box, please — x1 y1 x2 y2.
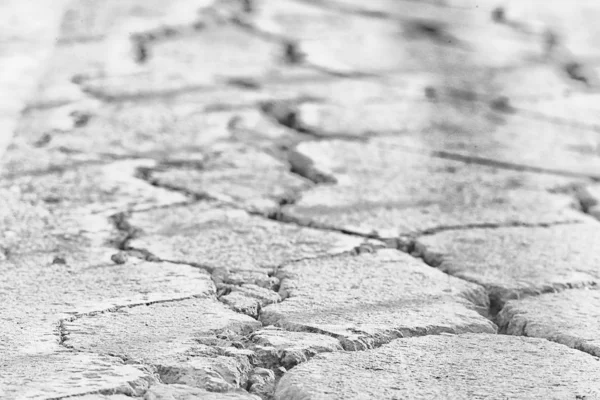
275 333 600 400
282 138 587 237
261 250 495 350
415 223 600 309
149 144 310 213
127 201 369 287
6 0 600 398
497 288 600 356
144 384 262 400
64 298 260 391
250 327 343 369
1 352 153 400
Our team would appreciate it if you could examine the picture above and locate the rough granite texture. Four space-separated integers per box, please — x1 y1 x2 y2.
415 223 600 309
261 249 496 350
282 138 588 237
4 0 600 398
497 288 600 357
275 333 600 400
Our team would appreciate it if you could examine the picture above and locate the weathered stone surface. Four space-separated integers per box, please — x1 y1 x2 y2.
220 284 281 318
127 201 369 287
497 288 600 356
1 352 153 400
247 368 276 400
275 333 600 400
261 250 495 350
70 395 132 400
251 327 343 369
65 298 260 391
0 0 70 162
149 144 309 213
0 159 186 256
415 223 600 309
1 252 214 351
3 159 186 215
144 384 261 400
282 138 588 237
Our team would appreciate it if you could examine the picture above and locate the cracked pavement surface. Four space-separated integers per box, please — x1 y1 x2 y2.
3 0 600 399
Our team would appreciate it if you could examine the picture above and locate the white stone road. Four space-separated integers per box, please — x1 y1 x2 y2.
0 0 70 164
2 0 600 399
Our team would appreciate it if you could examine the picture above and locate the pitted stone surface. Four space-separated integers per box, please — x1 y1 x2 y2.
1 252 214 353
260 250 495 350
64 298 260 391
144 384 262 400
415 223 600 309
1 352 153 400
497 288 600 356
274 333 600 400
150 145 310 213
2 159 186 216
282 138 587 237
127 201 368 286
250 327 343 369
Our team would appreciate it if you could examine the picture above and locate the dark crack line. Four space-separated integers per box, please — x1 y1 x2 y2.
385 143 600 181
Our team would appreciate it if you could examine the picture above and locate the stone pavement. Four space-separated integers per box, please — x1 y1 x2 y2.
2 0 600 399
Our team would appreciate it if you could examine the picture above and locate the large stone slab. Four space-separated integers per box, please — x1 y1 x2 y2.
497 288 600 356
282 138 588 238
275 333 600 400
261 250 495 350
1 351 153 400
148 144 310 213
127 201 368 288
0 159 186 256
64 298 261 392
0 251 210 398
415 223 600 310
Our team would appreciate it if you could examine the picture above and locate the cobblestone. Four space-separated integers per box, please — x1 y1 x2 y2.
497 288 600 356
4 0 600 398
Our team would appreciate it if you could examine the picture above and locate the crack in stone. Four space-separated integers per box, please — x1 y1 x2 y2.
384 142 600 181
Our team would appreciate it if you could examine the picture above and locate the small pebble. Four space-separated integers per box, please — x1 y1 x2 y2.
284 41 304 65
490 96 515 113
133 38 149 64
491 7 505 23
52 256 67 265
111 252 128 265
424 86 437 100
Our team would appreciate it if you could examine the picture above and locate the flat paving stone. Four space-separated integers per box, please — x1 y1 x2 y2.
149 145 309 213
286 97 600 178
415 223 600 310
260 249 495 350
1 251 214 354
64 298 261 392
1 351 152 400
282 138 588 237
497 288 600 357
3 159 186 216
274 333 600 400
7 98 295 176
127 201 368 288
